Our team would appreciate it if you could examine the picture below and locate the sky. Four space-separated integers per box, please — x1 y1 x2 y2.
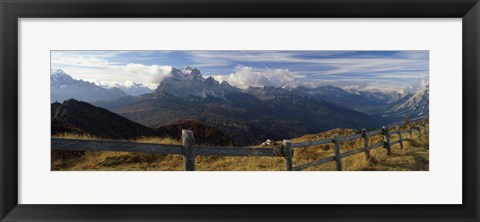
51 50 429 91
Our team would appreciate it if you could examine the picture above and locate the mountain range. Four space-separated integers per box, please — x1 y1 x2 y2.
51 69 152 103
52 67 429 146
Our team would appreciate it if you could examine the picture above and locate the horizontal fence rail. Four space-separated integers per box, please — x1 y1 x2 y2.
52 139 283 157
338 133 363 142
51 138 184 154
367 128 383 137
195 145 282 157
291 139 332 148
51 119 428 171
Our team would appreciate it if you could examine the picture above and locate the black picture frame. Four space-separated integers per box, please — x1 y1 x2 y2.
1 0 479 221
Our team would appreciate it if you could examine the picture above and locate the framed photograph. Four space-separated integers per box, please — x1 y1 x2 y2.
1 0 478 221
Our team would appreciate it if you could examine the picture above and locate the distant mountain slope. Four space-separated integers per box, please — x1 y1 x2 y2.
51 69 127 103
345 88 405 104
374 84 429 122
93 93 155 111
96 67 380 145
294 86 399 113
115 83 152 96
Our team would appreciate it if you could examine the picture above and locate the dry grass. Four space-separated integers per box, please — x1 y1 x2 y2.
52 133 183 171
52 128 429 171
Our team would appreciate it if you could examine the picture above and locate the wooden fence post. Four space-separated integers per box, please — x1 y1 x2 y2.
332 134 342 171
382 126 392 155
182 130 195 171
361 129 371 160
283 140 293 171
409 127 413 138
397 130 404 149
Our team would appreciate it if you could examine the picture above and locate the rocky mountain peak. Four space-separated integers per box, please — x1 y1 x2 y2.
154 67 239 100
205 76 219 85
182 67 202 79
169 67 203 81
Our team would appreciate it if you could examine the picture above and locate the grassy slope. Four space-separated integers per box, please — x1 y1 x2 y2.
51 126 429 171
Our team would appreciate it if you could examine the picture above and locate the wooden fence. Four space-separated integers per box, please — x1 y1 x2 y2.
51 120 428 171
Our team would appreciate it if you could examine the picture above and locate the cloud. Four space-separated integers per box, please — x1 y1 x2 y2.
212 66 298 89
113 64 172 89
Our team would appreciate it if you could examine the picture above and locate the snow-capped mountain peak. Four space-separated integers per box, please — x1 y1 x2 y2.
393 84 428 111
50 69 126 103
381 83 429 120
50 69 74 83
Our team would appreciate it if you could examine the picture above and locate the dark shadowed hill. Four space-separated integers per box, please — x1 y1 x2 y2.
51 99 154 139
51 118 85 135
155 119 238 146
51 100 237 146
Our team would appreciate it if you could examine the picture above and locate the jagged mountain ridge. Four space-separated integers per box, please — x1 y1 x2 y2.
153 67 240 100
95 67 381 145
